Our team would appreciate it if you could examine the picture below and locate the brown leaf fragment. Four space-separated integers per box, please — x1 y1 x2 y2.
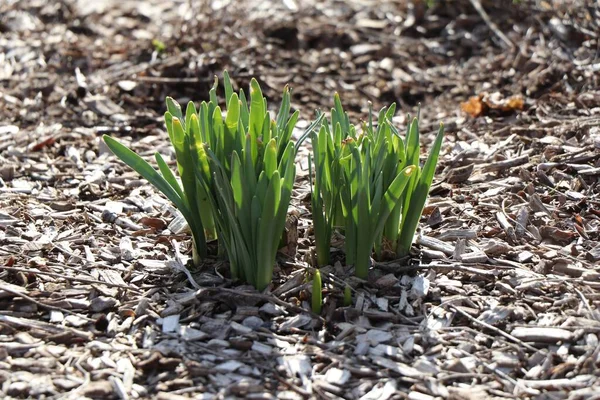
573 223 588 239
425 206 443 227
48 201 76 211
81 381 114 399
504 95 524 110
94 314 109 332
540 226 577 244
445 163 474 183
280 213 299 256
374 274 397 289
229 338 253 351
139 217 167 230
158 357 181 371
30 136 56 151
461 96 485 118
461 93 525 118
4 256 15 267
137 353 180 372
184 360 211 376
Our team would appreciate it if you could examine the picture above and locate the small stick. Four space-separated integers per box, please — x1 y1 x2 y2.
468 0 515 49
0 265 142 293
0 283 95 322
449 304 544 354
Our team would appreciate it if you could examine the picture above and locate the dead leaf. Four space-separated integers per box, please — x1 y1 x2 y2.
461 92 524 117
139 217 167 230
461 96 486 117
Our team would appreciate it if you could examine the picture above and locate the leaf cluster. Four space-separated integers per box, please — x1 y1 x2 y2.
104 72 318 290
310 96 444 279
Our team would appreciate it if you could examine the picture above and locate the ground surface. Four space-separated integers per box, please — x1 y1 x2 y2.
1 0 599 399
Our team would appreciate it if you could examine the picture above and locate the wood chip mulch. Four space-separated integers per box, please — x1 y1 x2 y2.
0 0 599 399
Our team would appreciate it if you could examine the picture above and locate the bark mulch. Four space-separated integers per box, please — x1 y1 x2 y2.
0 0 599 399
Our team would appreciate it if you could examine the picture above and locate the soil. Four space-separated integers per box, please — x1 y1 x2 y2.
1 0 599 399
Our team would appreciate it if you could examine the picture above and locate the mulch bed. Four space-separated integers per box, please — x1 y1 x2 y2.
1 0 599 399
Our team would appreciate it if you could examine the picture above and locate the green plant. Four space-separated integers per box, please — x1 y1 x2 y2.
196 76 299 291
103 71 442 290
308 94 349 266
312 269 322 314
104 72 321 291
383 113 444 257
152 39 166 53
194 75 321 290
309 97 443 279
339 136 416 279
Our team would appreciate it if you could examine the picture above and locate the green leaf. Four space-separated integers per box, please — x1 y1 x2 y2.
249 78 265 140
263 139 277 178
343 285 352 307
295 112 324 151
312 270 322 314
273 157 295 253
397 124 444 256
155 153 184 200
223 70 234 106
209 75 218 105
405 117 420 167
231 151 252 247
166 97 183 128
103 134 207 258
239 88 250 129
104 135 184 211
354 146 371 279
185 101 197 133
256 170 282 291
276 85 291 131
374 165 416 240
225 93 240 133
164 112 174 142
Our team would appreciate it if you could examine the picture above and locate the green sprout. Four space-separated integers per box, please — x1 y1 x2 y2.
312 269 323 314
152 39 166 53
343 285 352 307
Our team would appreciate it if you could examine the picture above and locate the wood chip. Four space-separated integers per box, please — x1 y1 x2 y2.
510 327 574 343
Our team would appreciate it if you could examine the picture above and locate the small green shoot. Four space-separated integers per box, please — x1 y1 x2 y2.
312 270 323 314
343 285 352 307
152 39 166 53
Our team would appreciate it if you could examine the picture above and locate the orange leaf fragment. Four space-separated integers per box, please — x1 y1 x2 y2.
461 96 486 118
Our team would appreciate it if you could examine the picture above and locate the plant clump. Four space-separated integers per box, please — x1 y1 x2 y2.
309 95 444 278
104 71 443 291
